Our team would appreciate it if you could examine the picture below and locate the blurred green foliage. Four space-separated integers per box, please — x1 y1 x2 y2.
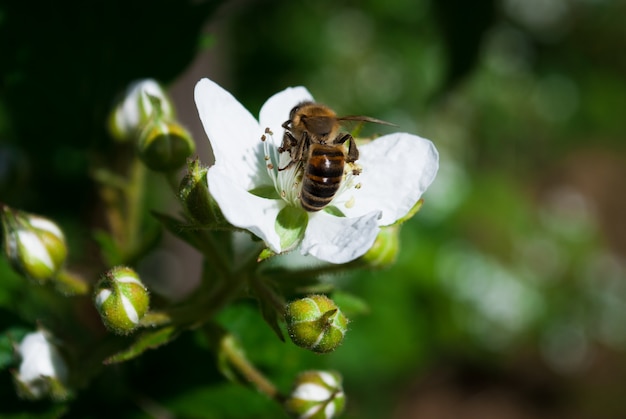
2 0 626 417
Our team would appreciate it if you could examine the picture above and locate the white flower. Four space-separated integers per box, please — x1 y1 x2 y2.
194 78 438 264
15 330 68 399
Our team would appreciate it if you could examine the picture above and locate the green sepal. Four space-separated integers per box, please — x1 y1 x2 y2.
275 206 308 251
392 198 424 226
323 205 345 217
248 185 280 200
104 326 179 364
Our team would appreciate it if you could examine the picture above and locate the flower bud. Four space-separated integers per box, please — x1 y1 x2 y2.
94 266 149 335
285 295 348 353
284 370 346 419
14 330 69 400
361 224 400 268
1 205 67 283
136 117 195 172
108 79 174 142
179 158 217 225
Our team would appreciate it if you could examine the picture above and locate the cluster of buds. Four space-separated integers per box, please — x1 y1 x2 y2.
1 205 67 283
108 79 195 172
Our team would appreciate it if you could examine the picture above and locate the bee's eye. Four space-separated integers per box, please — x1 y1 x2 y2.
289 105 301 121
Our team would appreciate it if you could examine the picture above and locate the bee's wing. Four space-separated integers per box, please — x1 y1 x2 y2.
338 115 397 127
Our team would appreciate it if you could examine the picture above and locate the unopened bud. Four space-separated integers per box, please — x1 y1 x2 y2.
361 224 400 268
137 117 195 172
284 370 346 419
108 79 174 142
285 295 348 353
94 266 149 335
1 205 67 283
14 330 69 400
179 158 217 224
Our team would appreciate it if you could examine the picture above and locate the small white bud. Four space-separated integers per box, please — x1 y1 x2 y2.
14 330 68 400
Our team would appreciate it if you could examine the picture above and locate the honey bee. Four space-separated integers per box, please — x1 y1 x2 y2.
278 101 392 212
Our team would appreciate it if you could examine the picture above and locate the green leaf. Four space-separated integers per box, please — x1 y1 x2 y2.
104 326 180 364
248 185 280 200
275 206 308 251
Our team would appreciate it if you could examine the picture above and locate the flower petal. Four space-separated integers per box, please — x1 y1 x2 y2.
340 133 439 226
194 78 269 190
208 165 284 252
258 86 313 137
300 211 381 264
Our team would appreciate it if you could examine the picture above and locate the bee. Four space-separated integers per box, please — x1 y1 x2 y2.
278 101 392 212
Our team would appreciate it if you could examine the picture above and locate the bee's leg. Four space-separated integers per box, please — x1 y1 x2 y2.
337 133 359 162
279 134 308 171
278 131 298 154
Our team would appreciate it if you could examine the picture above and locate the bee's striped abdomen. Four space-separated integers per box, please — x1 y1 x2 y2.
301 144 345 212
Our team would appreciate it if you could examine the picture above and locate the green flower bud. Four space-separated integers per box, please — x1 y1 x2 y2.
137 117 195 172
178 158 218 225
108 79 174 142
94 266 149 335
361 224 400 268
284 370 346 419
285 295 348 353
1 205 67 283
14 330 69 400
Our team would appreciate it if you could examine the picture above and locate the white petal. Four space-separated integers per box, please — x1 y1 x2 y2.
292 383 332 402
300 211 381 264
208 166 284 253
194 78 269 190
17 230 54 270
341 133 439 226
258 86 313 136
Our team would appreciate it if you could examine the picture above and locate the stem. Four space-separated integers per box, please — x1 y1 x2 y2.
54 269 90 296
125 157 147 255
220 333 282 401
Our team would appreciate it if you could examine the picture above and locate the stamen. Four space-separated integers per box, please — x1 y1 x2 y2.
260 128 304 207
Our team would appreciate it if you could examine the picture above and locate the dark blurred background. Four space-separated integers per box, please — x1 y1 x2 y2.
2 0 626 417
